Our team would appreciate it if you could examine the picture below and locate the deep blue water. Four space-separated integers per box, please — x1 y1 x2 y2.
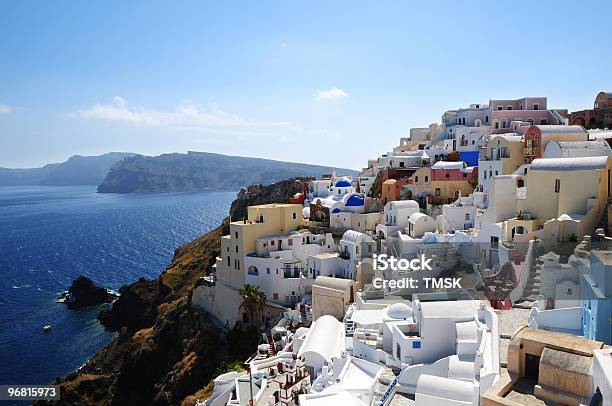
0 186 235 387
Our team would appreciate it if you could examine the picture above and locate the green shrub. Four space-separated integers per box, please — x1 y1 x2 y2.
567 233 579 242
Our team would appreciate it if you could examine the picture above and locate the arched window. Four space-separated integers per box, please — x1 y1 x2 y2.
494 121 499 129
465 213 470 220
248 266 259 276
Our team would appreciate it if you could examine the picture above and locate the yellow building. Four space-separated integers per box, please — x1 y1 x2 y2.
217 203 304 289
193 203 304 326
503 156 612 241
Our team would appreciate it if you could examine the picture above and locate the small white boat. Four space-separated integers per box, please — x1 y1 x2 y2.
43 324 52 332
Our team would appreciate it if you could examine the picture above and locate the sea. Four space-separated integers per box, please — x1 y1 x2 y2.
0 186 236 388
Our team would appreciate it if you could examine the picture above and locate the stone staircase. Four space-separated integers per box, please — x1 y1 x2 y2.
593 198 611 236
372 367 397 405
514 256 543 307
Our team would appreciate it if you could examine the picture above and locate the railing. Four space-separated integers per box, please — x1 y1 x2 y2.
376 376 398 406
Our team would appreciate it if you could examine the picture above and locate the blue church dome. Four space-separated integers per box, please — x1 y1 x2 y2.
345 194 365 206
334 178 352 188
331 208 342 213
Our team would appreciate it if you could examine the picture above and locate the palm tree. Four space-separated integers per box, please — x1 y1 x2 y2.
238 284 267 325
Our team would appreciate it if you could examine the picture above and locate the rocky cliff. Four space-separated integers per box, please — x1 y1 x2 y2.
0 153 134 186
229 177 310 220
97 151 356 193
37 178 302 406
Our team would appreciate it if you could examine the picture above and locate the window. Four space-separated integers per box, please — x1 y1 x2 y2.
273 293 278 300
494 121 499 129
292 212 297 220
533 103 539 110
415 176 419 183
235 231 239 239
266 267 271 274
288 239 293 246
227 256 230 266
435 188 441 196
540 119 548 125
507 106 513 111
555 179 561 193
424 176 428 182
465 213 470 220
484 172 487 179
463 173 467 178
497 106 503 111
455 191 460 198
399 161 405 168
445 173 450 178
248 266 259 276
485 115 489 123
495 170 498 176
235 245 238 253
271 240 275 246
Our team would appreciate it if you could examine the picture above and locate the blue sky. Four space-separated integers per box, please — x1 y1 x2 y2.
1 1 611 169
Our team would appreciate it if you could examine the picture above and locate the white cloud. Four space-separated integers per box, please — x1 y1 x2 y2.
280 41 289 48
0 104 13 113
76 97 297 137
316 87 349 101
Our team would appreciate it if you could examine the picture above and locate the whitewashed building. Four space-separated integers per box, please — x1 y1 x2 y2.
376 200 421 238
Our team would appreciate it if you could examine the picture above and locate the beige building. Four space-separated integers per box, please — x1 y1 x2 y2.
192 203 304 326
405 166 432 200
395 124 443 152
483 134 525 174
482 327 609 406
503 156 612 241
479 134 525 195
311 276 355 321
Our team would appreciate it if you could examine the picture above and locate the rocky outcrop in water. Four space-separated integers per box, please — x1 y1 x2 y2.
59 276 118 309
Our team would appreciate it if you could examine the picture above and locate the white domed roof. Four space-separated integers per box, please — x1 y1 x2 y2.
385 302 412 320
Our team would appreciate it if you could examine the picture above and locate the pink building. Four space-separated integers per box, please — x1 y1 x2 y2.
431 161 478 181
489 97 565 134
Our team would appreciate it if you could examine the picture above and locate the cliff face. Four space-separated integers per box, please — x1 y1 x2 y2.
38 178 302 406
229 177 311 220
97 151 355 193
0 153 134 186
